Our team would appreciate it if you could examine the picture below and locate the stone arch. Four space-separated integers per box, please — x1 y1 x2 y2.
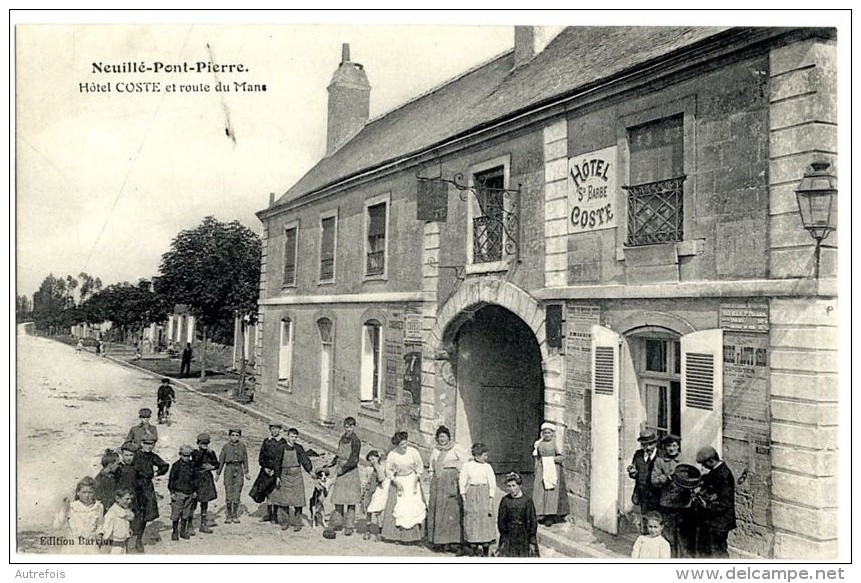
613 310 697 337
421 279 565 446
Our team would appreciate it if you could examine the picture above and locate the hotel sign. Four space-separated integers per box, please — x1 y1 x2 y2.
720 304 770 333
567 145 618 234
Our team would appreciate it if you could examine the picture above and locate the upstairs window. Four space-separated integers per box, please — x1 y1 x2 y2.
283 226 298 286
626 115 685 246
472 167 505 264
320 214 336 282
366 201 387 277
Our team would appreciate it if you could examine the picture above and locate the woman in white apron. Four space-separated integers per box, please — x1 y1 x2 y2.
532 422 570 526
381 431 426 544
459 442 497 556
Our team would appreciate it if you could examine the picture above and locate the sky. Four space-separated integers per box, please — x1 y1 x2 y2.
12 10 849 299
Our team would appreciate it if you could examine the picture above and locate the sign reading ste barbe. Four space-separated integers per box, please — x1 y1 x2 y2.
567 145 618 233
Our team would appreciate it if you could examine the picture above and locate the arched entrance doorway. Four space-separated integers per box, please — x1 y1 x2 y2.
451 305 544 474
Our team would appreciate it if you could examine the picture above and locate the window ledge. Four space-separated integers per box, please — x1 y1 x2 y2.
276 382 293 394
616 239 704 261
363 274 388 282
317 280 335 286
465 260 508 275
281 283 297 290
359 401 385 421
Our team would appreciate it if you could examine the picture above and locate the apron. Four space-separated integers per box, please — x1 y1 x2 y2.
270 448 306 507
222 463 245 502
463 483 495 543
330 438 361 505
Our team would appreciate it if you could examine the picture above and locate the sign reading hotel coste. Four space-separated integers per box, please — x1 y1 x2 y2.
567 145 618 234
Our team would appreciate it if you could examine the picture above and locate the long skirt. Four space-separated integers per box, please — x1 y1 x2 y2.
330 468 361 505
135 480 160 522
197 471 218 503
463 485 495 543
533 458 569 517
269 465 305 507
222 464 245 503
381 476 423 543
427 468 462 545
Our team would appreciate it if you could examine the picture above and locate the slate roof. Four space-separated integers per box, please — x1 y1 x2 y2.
272 26 732 209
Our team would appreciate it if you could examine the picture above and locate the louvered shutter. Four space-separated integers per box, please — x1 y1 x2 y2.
590 325 620 534
680 329 723 464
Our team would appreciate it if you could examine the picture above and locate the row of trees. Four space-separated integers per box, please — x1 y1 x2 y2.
24 217 261 380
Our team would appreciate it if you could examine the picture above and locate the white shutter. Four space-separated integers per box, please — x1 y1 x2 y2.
680 329 723 464
360 325 374 401
590 324 620 534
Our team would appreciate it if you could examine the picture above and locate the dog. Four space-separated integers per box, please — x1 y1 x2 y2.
310 469 330 529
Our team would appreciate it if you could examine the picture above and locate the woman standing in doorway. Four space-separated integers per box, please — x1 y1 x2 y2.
427 426 468 553
381 431 426 544
532 422 570 526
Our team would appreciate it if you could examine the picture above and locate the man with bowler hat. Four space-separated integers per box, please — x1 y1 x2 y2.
627 428 661 532
694 446 736 558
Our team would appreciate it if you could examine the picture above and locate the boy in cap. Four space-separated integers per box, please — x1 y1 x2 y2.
627 428 661 533
156 379 176 425
168 445 198 540
694 446 736 558
130 437 169 552
255 422 286 523
191 433 220 534
126 408 158 446
216 429 249 523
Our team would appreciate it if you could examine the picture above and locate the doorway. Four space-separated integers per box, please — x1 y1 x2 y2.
452 305 543 475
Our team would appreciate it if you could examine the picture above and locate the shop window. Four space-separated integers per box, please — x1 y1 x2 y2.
278 318 293 389
360 320 382 402
320 214 336 282
283 225 298 286
626 115 685 246
365 199 388 278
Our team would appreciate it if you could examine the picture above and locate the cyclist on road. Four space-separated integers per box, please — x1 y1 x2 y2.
157 378 176 425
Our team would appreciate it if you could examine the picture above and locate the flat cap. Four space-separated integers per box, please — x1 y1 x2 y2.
228 429 242 436
138 408 152 418
141 437 157 444
121 441 139 452
179 445 194 455
197 433 211 443
695 446 719 464
268 422 283 428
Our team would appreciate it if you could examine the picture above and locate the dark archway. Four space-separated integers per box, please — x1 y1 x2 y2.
453 305 544 474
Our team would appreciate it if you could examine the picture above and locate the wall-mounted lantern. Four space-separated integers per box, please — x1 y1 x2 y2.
795 161 837 278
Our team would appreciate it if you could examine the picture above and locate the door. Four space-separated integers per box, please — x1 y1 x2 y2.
480 385 525 473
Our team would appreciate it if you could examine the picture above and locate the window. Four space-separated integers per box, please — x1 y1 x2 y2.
365 197 388 278
472 167 505 264
278 318 293 388
320 214 336 282
283 225 298 286
466 155 511 274
360 320 382 402
636 337 681 439
626 115 685 246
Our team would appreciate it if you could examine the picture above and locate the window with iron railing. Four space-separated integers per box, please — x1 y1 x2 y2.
626 114 685 247
366 202 387 276
472 168 505 264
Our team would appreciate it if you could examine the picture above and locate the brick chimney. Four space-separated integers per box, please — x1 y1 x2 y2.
326 43 371 156
514 26 565 69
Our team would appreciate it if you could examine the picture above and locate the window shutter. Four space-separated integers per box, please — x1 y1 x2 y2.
360 325 375 401
680 329 723 464
590 324 620 535
368 204 386 237
283 228 297 284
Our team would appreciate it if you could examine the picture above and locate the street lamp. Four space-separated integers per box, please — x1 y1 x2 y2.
795 161 837 278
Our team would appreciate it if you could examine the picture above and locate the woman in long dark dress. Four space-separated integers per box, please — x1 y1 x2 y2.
497 472 539 558
427 426 468 553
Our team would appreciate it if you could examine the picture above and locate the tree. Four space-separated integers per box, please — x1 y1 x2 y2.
156 216 261 381
80 280 169 344
31 274 74 334
15 295 32 322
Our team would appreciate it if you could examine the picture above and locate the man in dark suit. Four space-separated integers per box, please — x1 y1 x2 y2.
695 446 737 558
180 343 193 377
627 428 661 533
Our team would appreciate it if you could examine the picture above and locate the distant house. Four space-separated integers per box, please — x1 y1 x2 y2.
254 27 838 559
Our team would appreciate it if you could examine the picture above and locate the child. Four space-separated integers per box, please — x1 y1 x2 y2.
631 511 672 559
156 379 175 425
310 468 330 529
99 488 135 554
93 449 120 511
497 472 539 558
458 443 497 557
192 433 220 534
76 339 84 353
53 477 105 554
362 450 389 540
168 445 198 541
215 429 249 524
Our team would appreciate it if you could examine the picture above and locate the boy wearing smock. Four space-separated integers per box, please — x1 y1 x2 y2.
168 445 198 541
216 429 250 523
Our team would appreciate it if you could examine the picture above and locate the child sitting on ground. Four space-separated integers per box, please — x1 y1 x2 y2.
631 511 672 559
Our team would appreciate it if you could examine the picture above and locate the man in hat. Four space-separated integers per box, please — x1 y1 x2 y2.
180 342 193 377
156 378 176 424
168 445 198 541
191 433 220 534
627 428 662 532
256 422 287 523
694 446 736 558
126 408 159 446
130 436 169 552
